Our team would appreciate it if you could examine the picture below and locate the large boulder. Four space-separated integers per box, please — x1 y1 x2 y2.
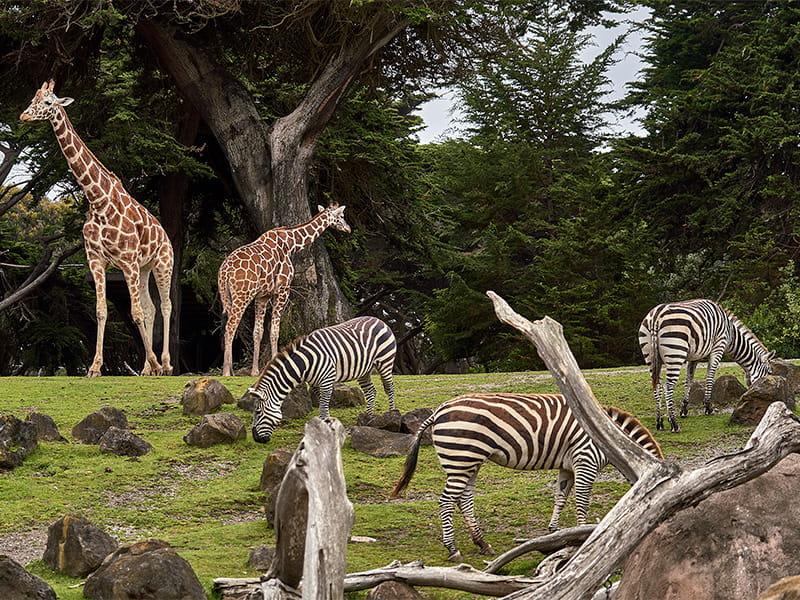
770 359 800 398
183 413 246 448
247 545 275 572
25 411 66 442
0 415 38 469
349 426 416 458
710 374 747 411
42 514 118 577
83 539 207 600
367 581 423 600
181 377 233 415
98 427 153 457
356 410 402 432
615 454 800 600
730 375 794 426
259 450 293 493
758 575 800 600
0 555 57 600
72 407 128 444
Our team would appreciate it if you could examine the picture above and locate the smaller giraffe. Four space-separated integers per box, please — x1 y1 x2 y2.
20 81 174 377
218 204 351 377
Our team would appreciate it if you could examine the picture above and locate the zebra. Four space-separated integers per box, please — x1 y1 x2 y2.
638 298 775 433
390 392 662 562
245 316 396 444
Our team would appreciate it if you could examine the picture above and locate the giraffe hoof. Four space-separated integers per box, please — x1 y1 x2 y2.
86 370 102 378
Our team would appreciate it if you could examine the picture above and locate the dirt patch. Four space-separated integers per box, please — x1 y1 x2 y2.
0 526 48 567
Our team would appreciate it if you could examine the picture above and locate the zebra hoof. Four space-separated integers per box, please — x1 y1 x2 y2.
670 424 681 433
447 550 463 562
479 544 495 556
704 407 714 415
656 419 664 431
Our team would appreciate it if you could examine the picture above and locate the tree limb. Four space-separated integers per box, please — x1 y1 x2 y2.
0 242 82 313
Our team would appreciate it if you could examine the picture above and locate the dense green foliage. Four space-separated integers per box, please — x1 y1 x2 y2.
1 0 799 375
0 366 757 598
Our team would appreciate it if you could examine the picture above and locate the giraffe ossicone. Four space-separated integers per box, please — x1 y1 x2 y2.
218 204 351 377
21 80 174 377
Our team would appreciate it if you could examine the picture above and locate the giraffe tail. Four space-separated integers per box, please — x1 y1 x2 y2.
389 412 436 499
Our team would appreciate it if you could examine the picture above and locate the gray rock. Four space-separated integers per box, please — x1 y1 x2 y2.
0 415 38 470
710 374 747 410
72 407 128 444
259 450 293 493
0 555 57 600
247 545 275 571
357 410 402 432
730 375 794 426
349 426 416 458
184 413 246 448
25 411 66 442
615 454 800 600
367 581 423 600
84 539 207 600
182 376 233 415
98 427 152 457
42 514 118 577
770 359 800 397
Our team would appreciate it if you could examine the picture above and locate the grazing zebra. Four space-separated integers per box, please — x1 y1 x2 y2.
390 393 662 562
638 298 774 433
246 316 396 443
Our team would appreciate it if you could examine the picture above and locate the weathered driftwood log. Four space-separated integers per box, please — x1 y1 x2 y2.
484 525 596 574
486 290 800 600
261 417 354 599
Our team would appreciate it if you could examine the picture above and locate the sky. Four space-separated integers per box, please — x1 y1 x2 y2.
415 7 652 144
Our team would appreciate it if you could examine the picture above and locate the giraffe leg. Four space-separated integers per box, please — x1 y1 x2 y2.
123 264 161 376
87 256 108 378
267 286 291 361
153 258 173 375
251 296 270 377
138 268 159 375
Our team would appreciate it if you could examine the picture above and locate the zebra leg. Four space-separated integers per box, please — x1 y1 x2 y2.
438 467 479 562
357 373 377 414
376 360 396 411
318 379 334 419
703 347 725 415
457 473 494 556
548 469 574 531
663 368 681 432
653 385 664 431
680 361 697 418
572 462 599 526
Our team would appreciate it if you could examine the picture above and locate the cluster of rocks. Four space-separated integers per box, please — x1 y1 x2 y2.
684 358 800 425
0 514 207 600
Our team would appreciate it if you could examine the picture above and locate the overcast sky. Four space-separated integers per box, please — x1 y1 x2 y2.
416 7 651 144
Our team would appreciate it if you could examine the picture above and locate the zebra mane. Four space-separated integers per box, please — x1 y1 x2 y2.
603 405 664 459
721 306 770 353
249 332 311 392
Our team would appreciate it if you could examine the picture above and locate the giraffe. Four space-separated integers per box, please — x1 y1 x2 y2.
218 204 351 377
20 81 174 377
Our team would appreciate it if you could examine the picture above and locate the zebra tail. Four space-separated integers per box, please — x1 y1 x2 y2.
389 413 434 498
650 327 662 388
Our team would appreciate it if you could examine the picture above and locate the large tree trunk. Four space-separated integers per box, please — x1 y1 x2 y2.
137 15 407 337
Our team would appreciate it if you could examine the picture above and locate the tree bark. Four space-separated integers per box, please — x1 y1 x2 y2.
485 290 800 600
0 242 82 312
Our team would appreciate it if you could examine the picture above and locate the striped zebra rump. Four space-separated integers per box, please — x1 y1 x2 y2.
391 393 661 561
638 298 774 433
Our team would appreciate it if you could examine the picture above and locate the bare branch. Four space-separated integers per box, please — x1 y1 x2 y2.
0 242 82 313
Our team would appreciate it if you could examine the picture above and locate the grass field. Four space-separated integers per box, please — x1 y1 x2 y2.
0 364 760 599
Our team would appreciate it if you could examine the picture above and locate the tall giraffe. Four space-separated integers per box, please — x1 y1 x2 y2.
218 204 351 377
20 81 174 377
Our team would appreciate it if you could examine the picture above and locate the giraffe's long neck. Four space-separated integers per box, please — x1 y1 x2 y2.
49 107 116 207
280 212 330 254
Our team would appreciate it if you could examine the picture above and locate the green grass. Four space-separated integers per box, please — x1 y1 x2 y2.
0 365 769 599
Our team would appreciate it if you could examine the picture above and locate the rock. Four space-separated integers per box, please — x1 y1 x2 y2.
259 450 293 492
770 359 800 397
98 427 153 457
349 426 415 458
710 374 747 410
758 575 800 600
72 407 128 444
685 381 705 407
367 581 423 600
247 545 275 571
236 385 311 420
184 413 246 448
615 454 800 600
400 408 433 435
330 383 365 409
84 539 207 600
25 411 66 442
42 514 118 577
356 410 402 432
181 376 233 415
0 555 57 600
729 375 793 426
0 415 38 469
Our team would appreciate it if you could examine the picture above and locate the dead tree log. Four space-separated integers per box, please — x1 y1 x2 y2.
483 526 596 575
260 417 354 599
486 290 800 600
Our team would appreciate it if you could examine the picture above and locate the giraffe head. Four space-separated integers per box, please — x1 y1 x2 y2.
20 81 74 122
318 203 351 233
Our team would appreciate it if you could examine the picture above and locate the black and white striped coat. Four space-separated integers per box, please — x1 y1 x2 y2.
638 298 774 432
247 316 396 443
390 393 662 562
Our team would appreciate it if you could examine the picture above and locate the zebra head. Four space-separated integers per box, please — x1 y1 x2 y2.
248 387 282 444
747 350 776 386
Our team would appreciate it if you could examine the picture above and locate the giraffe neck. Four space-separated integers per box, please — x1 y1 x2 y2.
49 107 117 208
278 212 331 254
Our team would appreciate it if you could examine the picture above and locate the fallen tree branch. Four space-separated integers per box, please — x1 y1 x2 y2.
485 290 800 600
483 525 596 574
